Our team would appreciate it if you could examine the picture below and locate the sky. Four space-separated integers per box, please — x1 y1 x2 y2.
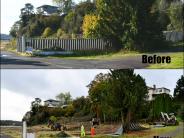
1 0 80 34
1 69 183 121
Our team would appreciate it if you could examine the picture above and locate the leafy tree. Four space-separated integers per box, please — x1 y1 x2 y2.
73 96 91 116
21 3 34 15
150 94 174 119
56 92 72 105
106 70 148 131
167 2 183 31
9 21 20 37
53 0 74 13
62 1 96 35
95 0 165 51
96 0 137 50
174 75 184 103
88 73 109 119
82 14 100 38
42 27 53 37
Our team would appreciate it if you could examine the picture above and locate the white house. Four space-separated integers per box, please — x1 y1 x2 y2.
147 85 170 101
44 99 60 107
37 5 59 16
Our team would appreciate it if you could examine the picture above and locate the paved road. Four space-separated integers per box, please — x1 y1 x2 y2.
0 51 149 69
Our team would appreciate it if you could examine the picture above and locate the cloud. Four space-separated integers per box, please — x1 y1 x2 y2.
1 69 109 99
1 89 34 121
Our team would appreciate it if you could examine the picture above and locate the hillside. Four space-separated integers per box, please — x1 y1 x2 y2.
0 120 22 126
0 34 12 40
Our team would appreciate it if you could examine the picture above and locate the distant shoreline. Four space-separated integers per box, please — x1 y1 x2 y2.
0 126 22 128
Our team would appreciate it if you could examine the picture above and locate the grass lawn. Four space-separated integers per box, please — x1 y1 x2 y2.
148 52 184 69
45 50 142 60
86 125 182 138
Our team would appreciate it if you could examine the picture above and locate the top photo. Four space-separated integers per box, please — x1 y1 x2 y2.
1 0 184 69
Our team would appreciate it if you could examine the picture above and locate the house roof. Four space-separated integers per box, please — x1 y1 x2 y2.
37 5 59 14
37 5 58 9
147 86 170 91
157 87 170 91
44 99 60 102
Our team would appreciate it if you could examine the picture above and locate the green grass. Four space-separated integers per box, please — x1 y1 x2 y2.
85 125 181 138
46 50 141 60
148 52 184 69
0 40 17 52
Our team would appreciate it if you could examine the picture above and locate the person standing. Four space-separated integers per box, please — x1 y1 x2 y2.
81 124 86 137
91 126 95 136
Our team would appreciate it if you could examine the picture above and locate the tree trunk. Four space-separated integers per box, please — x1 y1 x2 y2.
124 109 132 132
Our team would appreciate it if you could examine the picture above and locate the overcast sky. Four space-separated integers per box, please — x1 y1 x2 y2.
1 69 183 121
1 0 81 34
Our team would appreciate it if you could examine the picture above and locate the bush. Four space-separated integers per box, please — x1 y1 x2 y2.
49 116 57 123
42 27 53 38
56 28 65 38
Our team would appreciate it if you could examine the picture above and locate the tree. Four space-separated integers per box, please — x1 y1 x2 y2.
82 14 100 38
42 27 53 37
174 75 184 103
9 21 20 37
73 96 91 116
56 92 72 105
96 0 137 50
53 0 74 13
106 70 148 131
62 1 96 35
21 3 34 15
150 94 174 119
95 0 164 51
88 73 109 119
167 1 183 31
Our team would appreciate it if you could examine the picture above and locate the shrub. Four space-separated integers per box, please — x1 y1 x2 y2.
42 27 53 38
49 116 57 123
56 28 65 38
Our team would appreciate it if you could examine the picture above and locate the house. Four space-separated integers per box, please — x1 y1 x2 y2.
147 85 170 101
37 5 59 16
44 99 60 107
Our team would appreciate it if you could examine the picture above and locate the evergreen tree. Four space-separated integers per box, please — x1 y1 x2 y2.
174 75 184 103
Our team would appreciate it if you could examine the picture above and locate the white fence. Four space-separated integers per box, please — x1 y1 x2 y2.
163 31 183 42
22 121 35 138
17 36 113 52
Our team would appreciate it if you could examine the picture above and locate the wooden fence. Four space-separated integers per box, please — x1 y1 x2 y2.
17 36 113 52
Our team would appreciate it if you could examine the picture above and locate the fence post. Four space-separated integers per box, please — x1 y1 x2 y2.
22 35 26 52
22 121 27 138
16 37 20 52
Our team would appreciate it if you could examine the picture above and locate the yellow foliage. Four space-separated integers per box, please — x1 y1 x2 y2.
82 14 100 38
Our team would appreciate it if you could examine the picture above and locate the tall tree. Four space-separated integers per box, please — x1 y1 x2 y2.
167 1 183 31
150 93 174 119
95 0 164 51
21 3 34 15
106 70 148 131
56 92 72 105
96 0 137 50
174 75 184 103
88 73 109 119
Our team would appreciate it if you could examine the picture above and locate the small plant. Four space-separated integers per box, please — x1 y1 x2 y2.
49 116 57 123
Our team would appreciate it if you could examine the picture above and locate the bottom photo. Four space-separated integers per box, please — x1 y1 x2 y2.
1 69 184 138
